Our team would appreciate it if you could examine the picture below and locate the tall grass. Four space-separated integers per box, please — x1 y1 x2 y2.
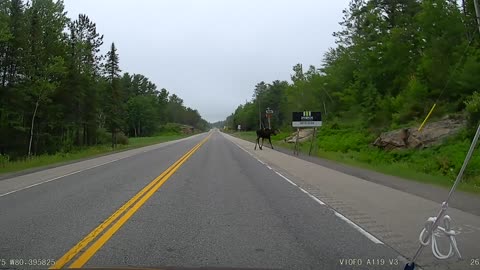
232 128 480 194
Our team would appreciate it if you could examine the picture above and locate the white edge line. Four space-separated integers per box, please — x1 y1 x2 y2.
256 159 265 164
274 171 297 187
276 169 383 246
334 211 384 244
307 193 326 205
230 140 267 165
228 136 384 246
299 187 309 194
0 158 122 198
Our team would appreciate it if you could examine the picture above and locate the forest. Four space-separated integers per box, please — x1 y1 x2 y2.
223 0 480 190
0 0 209 160
225 0 480 133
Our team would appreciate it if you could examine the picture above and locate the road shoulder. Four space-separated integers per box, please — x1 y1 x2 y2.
0 134 204 197
0 135 199 181
232 133 480 216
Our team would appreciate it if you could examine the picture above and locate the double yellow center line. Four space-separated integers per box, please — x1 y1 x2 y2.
51 134 211 269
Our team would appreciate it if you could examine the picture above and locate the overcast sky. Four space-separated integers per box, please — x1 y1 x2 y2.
63 0 350 123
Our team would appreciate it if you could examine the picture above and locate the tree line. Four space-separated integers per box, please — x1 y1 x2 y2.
0 0 208 159
226 0 480 136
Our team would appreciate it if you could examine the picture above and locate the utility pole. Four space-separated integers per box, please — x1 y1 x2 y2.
266 108 273 129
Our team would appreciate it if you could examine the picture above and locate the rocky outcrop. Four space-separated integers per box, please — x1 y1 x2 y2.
180 125 195 134
284 128 315 143
373 118 466 150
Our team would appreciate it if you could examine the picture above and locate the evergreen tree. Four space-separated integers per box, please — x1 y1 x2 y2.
104 42 123 149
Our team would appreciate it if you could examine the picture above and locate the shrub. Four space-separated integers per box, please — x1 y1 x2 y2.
317 128 373 153
59 134 75 153
158 123 182 135
96 128 111 144
391 77 429 125
116 132 129 145
0 154 9 168
465 91 480 133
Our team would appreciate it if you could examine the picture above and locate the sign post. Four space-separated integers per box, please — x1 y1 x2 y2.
294 128 300 156
265 108 274 129
291 111 322 156
309 127 317 156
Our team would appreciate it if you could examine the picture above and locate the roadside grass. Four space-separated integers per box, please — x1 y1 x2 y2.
0 133 189 175
233 132 257 142
231 130 480 194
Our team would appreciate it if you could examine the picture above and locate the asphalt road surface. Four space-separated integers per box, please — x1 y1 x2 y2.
1 130 472 270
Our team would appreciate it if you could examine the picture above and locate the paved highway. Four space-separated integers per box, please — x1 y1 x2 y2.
0 130 478 270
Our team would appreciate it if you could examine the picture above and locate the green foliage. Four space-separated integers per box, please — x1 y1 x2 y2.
116 132 128 145
158 123 182 135
227 0 478 134
0 154 10 168
127 95 157 137
323 129 480 190
96 128 111 145
465 91 480 131
225 0 480 190
316 128 374 153
392 77 429 124
223 0 480 191
0 1 209 159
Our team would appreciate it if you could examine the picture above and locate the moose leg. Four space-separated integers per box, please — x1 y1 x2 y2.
260 137 264 150
254 136 259 150
269 137 274 149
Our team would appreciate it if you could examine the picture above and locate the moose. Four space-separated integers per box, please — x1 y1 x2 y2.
254 128 278 150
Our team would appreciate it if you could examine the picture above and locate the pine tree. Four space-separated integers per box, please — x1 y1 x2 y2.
104 42 122 149
65 14 104 146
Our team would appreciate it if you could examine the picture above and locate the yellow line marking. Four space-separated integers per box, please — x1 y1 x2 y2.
51 135 210 269
69 136 209 268
418 103 436 132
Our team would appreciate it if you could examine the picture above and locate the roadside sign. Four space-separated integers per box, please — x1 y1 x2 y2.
292 111 322 127
265 108 273 119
